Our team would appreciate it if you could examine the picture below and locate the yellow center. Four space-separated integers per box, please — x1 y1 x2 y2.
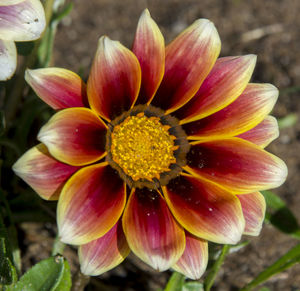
110 113 177 181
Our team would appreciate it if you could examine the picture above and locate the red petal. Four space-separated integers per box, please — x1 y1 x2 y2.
185 138 287 194
122 188 185 271
183 83 278 139
151 19 220 113
132 9 165 104
79 221 130 276
164 175 244 244
237 116 279 148
58 164 126 245
173 232 208 280
87 36 141 121
25 68 88 110
237 192 266 236
38 108 107 166
175 55 257 123
13 144 79 200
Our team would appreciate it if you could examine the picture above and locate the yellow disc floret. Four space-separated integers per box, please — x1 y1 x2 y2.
111 113 177 181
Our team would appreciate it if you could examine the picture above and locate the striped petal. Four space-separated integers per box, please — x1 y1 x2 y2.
173 232 208 280
151 19 221 113
132 9 165 104
237 116 279 148
122 188 185 271
163 175 245 244
87 36 141 121
25 68 88 110
183 83 278 139
58 163 126 245
0 1 25 6
38 108 107 166
12 144 79 200
185 138 287 194
0 39 16 80
175 55 257 123
79 221 130 276
237 192 266 236
0 0 45 41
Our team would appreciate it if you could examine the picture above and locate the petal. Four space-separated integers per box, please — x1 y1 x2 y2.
122 188 185 271
0 1 25 5
237 192 266 236
38 108 107 166
58 163 126 245
151 19 221 113
79 221 130 276
173 232 208 280
237 116 279 148
0 39 16 80
183 83 278 139
185 138 288 194
87 36 141 121
163 174 245 244
25 68 88 110
0 0 45 41
12 144 79 200
132 9 165 104
175 55 257 123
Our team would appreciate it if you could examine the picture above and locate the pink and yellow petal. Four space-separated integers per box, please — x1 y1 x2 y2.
37 108 107 166
0 39 16 80
163 174 245 244
152 19 221 113
0 0 45 41
25 68 88 110
173 232 208 280
79 221 130 276
122 188 185 271
87 36 141 121
185 138 287 194
58 163 126 245
132 9 165 104
237 192 266 236
183 83 278 139
175 55 257 123
12 144 79 200
237 116 279 148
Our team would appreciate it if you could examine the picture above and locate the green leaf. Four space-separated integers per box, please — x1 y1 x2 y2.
277 113 298 129
6 256 71 291
182 282 204 291
258 288 271 291
262 191 300 239
164 272 185 291
0 238 17 285
0 110 5 136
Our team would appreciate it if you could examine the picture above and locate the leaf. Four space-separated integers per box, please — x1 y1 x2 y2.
0 110 5 136
262 191 300 239
6 256 71 291
182 282 204 291
0 238 17 285
277 113 298 129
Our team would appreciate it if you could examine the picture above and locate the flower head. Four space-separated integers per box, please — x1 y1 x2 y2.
13 10 287 279
0 0 45 80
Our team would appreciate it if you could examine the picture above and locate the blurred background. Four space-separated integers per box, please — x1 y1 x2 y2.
2 0 300 290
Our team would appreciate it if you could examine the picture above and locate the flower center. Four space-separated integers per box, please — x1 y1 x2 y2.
110 112 177 182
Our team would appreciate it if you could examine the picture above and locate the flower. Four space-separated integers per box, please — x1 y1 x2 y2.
0 0 45 80
13 9 287 279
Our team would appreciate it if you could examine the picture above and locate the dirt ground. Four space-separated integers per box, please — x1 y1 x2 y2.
20 0 300 290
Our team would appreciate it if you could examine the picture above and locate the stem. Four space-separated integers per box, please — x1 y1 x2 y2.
71 270 90 291
204 244 230 291
51 235 65 256
240 243 300 291
164 271 185 291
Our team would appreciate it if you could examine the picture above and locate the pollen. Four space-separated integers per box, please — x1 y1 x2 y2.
110 113 177 181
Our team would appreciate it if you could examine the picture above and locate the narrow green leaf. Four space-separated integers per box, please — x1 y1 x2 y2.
277 113 298 129
0 110 5 136
183 281 204 291
240 243 300 291
262 191 300 239
258 288 271 291
0 238 17 285
6 256 71 291
164 272 185 291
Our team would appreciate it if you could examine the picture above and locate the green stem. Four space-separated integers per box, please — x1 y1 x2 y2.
71 270 90 291
240 243 300 291
204 244 230 291
51 235 65 256
164 272 185 291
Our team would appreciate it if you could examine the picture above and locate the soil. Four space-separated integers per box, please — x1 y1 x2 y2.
20 0 300 290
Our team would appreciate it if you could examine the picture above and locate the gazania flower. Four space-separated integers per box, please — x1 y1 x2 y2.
0 0 45 80
13 10 287 279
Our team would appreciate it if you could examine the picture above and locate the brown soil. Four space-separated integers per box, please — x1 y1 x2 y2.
21 0 300 290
